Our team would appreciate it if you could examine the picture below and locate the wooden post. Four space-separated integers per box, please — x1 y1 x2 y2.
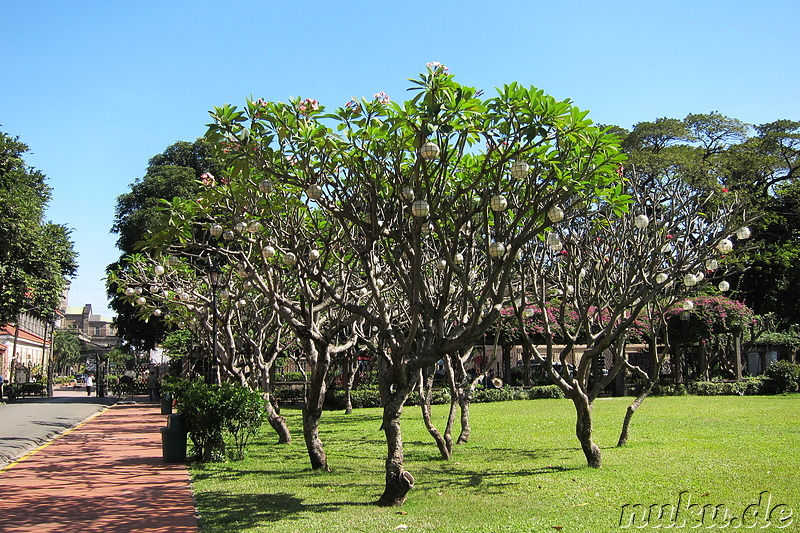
735 335 743 380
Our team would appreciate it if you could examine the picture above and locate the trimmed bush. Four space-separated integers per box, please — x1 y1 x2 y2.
764 360 800 393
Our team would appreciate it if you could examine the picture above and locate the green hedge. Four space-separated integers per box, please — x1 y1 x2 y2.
688 378 765 396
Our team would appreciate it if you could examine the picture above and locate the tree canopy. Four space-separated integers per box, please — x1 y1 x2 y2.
0 130 77 323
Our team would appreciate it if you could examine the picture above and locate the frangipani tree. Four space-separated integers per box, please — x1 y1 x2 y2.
511 171 749 467
203 64 626 505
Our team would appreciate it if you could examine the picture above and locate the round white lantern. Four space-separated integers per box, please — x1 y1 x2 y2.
235 221 248 233
125 287 135 296
718 280 730 292
488 241 506 258
716 238 734 253
655 273 669 284
546 232 561 247
134 287 143 295
262 245 275 259
522 307 534 318
412 199 430 217
695 271 705 282
418 141 440 160
454 253 464 265
154 265 165 276
219 289 230 299
661 242 674 254
283 252 297 267
736 227 751 240
136 296 146 305
167 256 180 267
683 273 698 287
633 214 650 229
223 230 235 241
375 279 385 289
248 220 262 233
307 184 323 200
510 160 529 179
401 187 414 201
547 206 565 223
436 259 447 271
153 309 162 317
309 249 320 261
258 179 274 194
705 258 719 271
490 195 508 212
210 224 223 238
682 300 695 311
359 287 369 296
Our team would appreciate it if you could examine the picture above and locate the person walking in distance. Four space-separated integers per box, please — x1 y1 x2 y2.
86 373 95 396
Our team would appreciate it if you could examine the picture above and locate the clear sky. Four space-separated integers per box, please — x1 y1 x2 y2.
2 0 798 317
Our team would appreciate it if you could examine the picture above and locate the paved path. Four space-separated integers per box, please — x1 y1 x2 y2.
0 398 199 533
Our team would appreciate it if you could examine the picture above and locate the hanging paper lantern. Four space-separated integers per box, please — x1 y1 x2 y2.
546 232 561 247
716 238 734 253
136 296 146 305
488 241 506 258
235 221 248 233
418 141 440 160
134 287 143 295
401 187 414 201
283 252 297 267
633 214 650 229
695 271 705 282
152 309 162 317
223 230 235 241
510 160 529 179
655 273 668 284
308 249 320 261
411 199 430 217
436 259 447 271
258 179 274 194
682 300 695 311
167 256 180 267
125 287 135 296
210 224 223 238
547 206 565 222
262 246 275 259
375 279 385 289
718 280 730 292
490 195 508 212
736 227 751 240
219 289 230 300
307 184 323 200
454 253 464 265
154 265 165 276
705 258 719 271
248 220 262 233
683 273 698 287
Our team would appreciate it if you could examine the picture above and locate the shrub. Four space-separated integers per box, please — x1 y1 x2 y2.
526 385 565 399
275 371 305 382
764 360 800 393
164 378 266 462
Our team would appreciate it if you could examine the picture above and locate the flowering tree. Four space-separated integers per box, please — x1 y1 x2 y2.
199 64 625 505
510 172 749 467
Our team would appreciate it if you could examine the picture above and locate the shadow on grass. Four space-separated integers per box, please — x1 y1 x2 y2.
196 490 370 530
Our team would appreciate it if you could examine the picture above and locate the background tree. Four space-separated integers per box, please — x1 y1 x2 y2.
52 329 82 375
108 139 222 350
0 130 77 324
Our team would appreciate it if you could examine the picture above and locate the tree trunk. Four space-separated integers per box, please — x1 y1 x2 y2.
378 388 415 506
419 368 452 460
617 387 651 447
573 394 601 468
343 354 358 414
302 344 330 471
265 396 292 444
456 387 472 444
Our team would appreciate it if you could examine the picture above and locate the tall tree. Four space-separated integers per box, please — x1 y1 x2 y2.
108 139 221 350
0 130 77 323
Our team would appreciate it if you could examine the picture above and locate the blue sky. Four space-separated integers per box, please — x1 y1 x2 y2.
2 0 798 316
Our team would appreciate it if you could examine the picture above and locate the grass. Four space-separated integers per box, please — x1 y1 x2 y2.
190 395 800 532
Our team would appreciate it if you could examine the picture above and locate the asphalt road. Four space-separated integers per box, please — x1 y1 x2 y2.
0 389 118 468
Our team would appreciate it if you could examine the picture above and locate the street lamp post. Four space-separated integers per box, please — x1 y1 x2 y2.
208 264 222 384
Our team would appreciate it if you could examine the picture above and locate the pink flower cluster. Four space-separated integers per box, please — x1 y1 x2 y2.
200 172 227 186
373 91 390 104
345 98 360 112
426 61 449 73
298 98 319 114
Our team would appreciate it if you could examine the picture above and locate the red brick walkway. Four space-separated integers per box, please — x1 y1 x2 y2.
0 402 199 533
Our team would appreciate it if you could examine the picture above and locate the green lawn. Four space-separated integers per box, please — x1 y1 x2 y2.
190 395 800 532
